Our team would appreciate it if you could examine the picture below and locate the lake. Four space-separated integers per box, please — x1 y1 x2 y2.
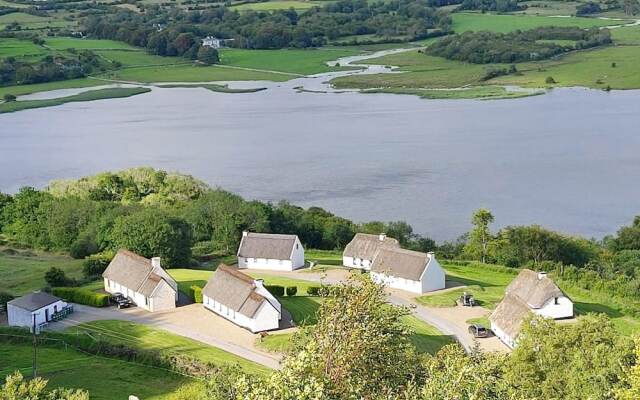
1 74 639 241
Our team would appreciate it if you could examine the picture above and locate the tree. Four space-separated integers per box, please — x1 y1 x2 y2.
3 94 16 102
0 371 88 400
197 46 219 65
44 267 71 287
464 209 494 263
616 337 640 399
504 314 633 400
110 208 192 266
611 216 640 251
283 273 420 399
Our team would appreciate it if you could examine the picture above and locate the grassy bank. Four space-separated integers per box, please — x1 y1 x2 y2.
0 342 195 399
363 86 542 100
0 78 101 98
156 83 267 93
0 248 83 295
451 12 627 33
0 87 151 114
64 320 271 375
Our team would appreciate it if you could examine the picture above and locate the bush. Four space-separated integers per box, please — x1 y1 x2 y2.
546 76 556 84
0 292 14 310
51 287 109 307
265 285 285 297
307 286 321 296
70 234 98 259
3 94 16 102
190 285 203 303
45 267 74 287
82 251 114 277
286 286 298 296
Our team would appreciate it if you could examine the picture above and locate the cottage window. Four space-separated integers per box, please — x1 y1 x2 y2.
296 244 299 249
145 297 149 306
554 297 559 305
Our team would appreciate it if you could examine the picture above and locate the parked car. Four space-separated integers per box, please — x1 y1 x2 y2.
111 293 132 309
458 292 476 307
468 324 490 338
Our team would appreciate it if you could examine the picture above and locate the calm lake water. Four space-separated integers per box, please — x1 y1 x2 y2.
1 73 639 240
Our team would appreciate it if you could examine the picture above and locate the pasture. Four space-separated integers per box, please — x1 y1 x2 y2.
105 64 296 83
451 12 624 33
0 249 83 295
0 342 195 399
44 37 138 51
0 38 47 59
65 320 270 375
0 12 71 30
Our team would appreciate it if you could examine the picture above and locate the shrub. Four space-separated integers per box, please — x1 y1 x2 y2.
0 292 14 310
190 285 203 303
286 286 298 296
546 76 556 84
3 94 16 102
70 234 98 259
82 251 114 277
307 286 321 296
51 287 109 307
45 267 74 287
265 285 285 297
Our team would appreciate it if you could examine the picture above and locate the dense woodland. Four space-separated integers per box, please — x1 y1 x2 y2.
426 26 612 63
83 0 452 51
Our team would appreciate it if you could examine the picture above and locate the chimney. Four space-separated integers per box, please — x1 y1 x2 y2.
538 271 547 280
151 257 161 270
378 233 387 241
242 230 249 237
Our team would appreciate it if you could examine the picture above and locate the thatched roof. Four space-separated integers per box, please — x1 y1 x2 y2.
102 249 175 296
371 247 428 281
489 293 531 340
506 269 565 309
343 233 400 260
490 269 568 341
237 232 298 260
8 292 62 312
202 264 270 318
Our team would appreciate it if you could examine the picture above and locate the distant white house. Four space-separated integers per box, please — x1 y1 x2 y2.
237 232 305 271
102 249 178 312
490 269 574 348
370 248 445 294
7 292 68 331
201 36 233 49
342 233 400 270
202 264 281 332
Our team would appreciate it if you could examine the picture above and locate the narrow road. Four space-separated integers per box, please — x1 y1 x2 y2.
49 304 281 370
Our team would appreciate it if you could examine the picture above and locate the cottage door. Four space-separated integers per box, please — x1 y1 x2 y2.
45 308 49 321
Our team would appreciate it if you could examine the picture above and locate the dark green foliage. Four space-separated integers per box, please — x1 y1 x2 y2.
265 285 285 297
611 216 640 251
3 94 16 102
458 0 523 12
190 285 203 303
426 27 612 64
110 208 192 266
51 287 109 307
546 76 556 84
286 286 298 296
307 285 321 296
0 291 14 309
83 0 451 52
197 46 219 65
45 267 74 287
82 251 114 277
576 2 602 15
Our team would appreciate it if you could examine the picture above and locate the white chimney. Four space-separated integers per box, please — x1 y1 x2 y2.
151 257 161 270
538 271 547 280
379 233 387 241
242 230 249 237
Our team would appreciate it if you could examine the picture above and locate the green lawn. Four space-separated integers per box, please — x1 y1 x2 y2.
0 249 84 295
0 343 195 400
364 86 541 100
256 332 295 353
95 49 182 67
611 25 640 45
0 0 29 8
64 320 270 375
45 38 138 51
280 296 323 325
0 78 101 98
0 12 71 30
230 0 323 11
451 12 623 33
0 38 48 59
218 48 359 75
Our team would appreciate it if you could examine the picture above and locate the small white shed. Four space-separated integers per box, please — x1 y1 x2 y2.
202 264 281 333
7 292 67 331
237 232 305 271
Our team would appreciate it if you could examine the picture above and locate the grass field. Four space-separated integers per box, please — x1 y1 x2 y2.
0 38 47 59
0 343 195 399
105 64 296 83
0 87 151 114
0 249 84 295
0 78 101 98
230 0 323 11
451 12 624 33
0 0 28 8
0 12 71 30
95 49 182 67
45 38 138 51
417 262 640 335
364 86 541 100
64 320 270 375
218 48 358 75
